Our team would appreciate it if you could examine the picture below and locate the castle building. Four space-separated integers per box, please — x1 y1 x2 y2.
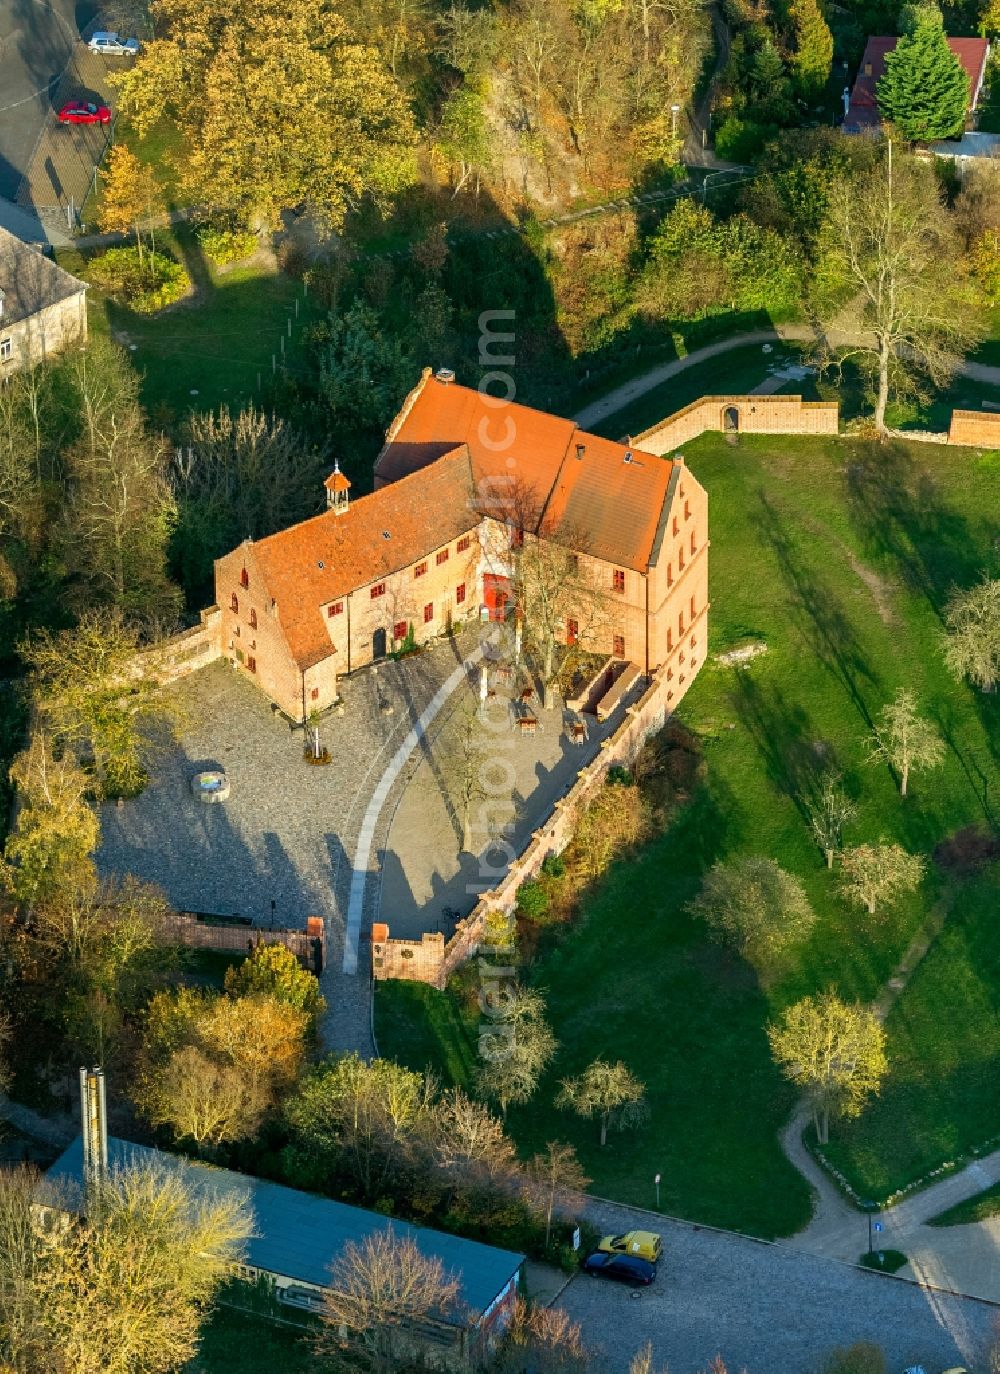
213 369 709 722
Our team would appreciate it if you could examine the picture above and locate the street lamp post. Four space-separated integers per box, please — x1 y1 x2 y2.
654 1173 661 1209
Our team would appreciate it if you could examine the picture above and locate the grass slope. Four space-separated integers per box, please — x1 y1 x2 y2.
377 430 1000 1236
189 1307 313 1373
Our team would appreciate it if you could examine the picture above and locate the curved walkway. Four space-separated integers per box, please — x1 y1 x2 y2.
573 324 1000 432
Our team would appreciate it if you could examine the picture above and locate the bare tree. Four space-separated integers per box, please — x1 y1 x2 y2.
315 1230 461 1374
944 577 1000 692
431 1088 516 1185
814 150 983 434
478 985 557 1118
557 1058 647 1147
497 1299 591 1373
526 1141 590 1249
838 843 925 917
687 856 816 971
868 688 944 797
807 773 856 869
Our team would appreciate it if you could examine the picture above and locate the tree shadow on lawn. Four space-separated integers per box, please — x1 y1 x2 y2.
843 442 986 622
728 671 845 824
756 491 881 731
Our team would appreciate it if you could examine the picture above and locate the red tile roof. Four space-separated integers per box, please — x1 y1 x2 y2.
377 372 671 571
251 445 478 668
845 35 988 131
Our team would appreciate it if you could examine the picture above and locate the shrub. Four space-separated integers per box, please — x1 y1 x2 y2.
540 853 566 879
606 764 633 786
714 115 775 163
823 1342 887 1374
857 1249 907 1275
196 221 258 266
89 246 189 313
516 880 550 923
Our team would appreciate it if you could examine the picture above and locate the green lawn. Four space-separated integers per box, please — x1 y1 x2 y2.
189 1306 313 1374
376 428 1000 1237
927 1177 1000 1227
56 228 317 423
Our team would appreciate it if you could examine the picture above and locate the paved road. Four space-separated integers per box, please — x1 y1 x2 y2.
0 0 95 199
560 1198 995 1374
572 324 1000 432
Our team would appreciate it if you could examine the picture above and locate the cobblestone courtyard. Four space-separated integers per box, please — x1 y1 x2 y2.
97 633 480 957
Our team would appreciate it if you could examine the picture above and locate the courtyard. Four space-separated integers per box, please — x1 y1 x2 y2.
97 627 634 969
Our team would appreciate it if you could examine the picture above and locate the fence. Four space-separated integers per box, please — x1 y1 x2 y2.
164 913 326 974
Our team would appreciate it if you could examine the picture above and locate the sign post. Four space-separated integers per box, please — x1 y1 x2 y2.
654 1173 661 1210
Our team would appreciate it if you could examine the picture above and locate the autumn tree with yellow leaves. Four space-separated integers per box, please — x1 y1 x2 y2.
113 0 417 228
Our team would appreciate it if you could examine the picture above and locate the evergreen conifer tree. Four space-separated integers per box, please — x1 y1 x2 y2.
877 20 970 140
789 0 834 97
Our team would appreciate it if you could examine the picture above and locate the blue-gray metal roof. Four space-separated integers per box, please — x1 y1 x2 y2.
48 1137 523 1322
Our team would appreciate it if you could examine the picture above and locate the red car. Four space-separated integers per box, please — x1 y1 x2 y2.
57 100 111 126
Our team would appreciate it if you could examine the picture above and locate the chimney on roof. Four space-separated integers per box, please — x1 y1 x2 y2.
324 459 351 515
80 1065 108 1187
864 61 872 76
576 443 586 460
623 450 633 465
436 367 456 384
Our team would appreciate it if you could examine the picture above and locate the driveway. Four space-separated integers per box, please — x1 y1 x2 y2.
558 1200 996 1373
0 0 96 199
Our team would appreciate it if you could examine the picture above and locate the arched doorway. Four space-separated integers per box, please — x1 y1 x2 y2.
372 627 387 660
723 405 740 433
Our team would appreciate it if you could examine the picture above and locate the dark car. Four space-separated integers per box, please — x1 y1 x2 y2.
581 1251 656 1286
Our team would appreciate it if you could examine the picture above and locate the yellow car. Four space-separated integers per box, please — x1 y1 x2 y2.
597 1230 663 1264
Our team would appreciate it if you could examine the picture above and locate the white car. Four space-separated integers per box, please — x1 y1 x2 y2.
88 32 140 56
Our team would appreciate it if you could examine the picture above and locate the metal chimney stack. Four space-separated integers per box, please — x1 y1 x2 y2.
79 1066 108 1184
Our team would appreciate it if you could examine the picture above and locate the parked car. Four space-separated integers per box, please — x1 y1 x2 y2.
87 32 140 56
581 1252 656 1286
57 100 111 125
597 1230 663 1263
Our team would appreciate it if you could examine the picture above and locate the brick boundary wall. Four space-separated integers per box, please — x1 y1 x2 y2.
630 394 840 454
128 606 223 686
948 409 1000 447
371 635 702 988
162 912 326 974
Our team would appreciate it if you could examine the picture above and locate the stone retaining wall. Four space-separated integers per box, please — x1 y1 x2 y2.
132 606 223 686
372 662 682 987
632 394 839 454
163 912 326 974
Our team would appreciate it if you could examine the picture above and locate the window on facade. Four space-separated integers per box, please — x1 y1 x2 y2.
249 609 257 629
230 593 239 613
690 530 696 556
690 594 696 620
684 500 691 520
327 601 343 617
679 651 685 665
457 535 471 552
423 602 433 624
667 629 673 652
566 617 578 645
393 621 407 641
568 553 579 576
247 656 257 673
455 583 466 605
612 568 625 593
510 527 524 549
240 567 249 589
667 562 673 586
0 340 10 363
311 687 319 700
414 561 427 578
613 634 625 657
371 583 385 599
436 548 449 566
678 547 685 571
672 516 679 536
679 612 685 635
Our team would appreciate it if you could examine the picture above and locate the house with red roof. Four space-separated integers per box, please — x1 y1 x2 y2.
212 368 709 722
844 35 989 133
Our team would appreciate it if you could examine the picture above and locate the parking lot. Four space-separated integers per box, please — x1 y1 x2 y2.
0 0 98 200
558 1201 997 1373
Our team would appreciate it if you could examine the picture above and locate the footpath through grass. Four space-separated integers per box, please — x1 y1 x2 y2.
377 429 1000 1237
